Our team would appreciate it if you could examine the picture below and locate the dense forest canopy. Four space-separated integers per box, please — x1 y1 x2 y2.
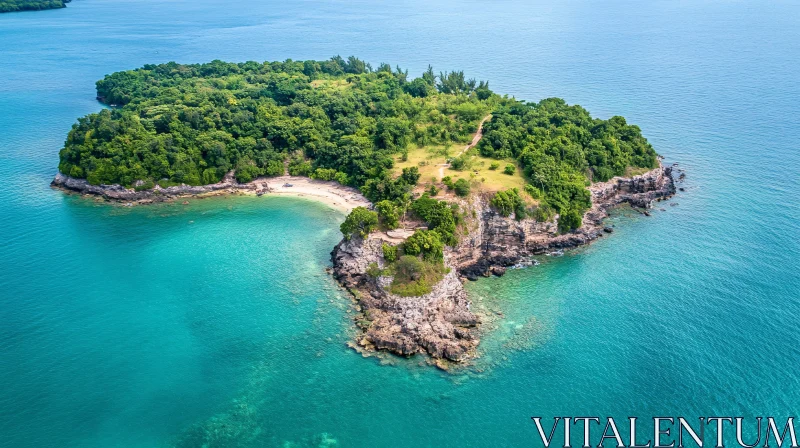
478 97 659 224
58 56 659 227
0 0 67 13
59 57 491 203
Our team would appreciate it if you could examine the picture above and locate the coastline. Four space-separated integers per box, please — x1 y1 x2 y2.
51 172 370 213
258 176 371 213
332 163 676 367
53 163 676 368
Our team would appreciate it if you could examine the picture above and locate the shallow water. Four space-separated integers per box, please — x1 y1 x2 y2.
1 0 799 446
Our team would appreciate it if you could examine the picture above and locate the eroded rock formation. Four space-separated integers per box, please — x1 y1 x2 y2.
331 238 480 363
53 163 674 365
331 164 675 363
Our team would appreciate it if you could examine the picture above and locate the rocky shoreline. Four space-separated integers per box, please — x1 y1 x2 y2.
52 164 675 368
331 164 675 366
456 164 676 280
51 171 253 203
50 172 371 212
331 237 481 366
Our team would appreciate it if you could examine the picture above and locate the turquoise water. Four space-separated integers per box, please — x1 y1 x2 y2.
1 0 799 446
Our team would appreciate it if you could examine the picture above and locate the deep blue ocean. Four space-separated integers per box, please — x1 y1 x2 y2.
1 1 799 446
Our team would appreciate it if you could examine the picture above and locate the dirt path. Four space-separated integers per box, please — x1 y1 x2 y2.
457 114 492 157
436 114 491 180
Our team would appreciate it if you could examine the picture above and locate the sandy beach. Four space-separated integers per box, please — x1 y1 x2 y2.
253 176 371 213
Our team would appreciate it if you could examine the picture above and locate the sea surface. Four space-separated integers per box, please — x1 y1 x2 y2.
1 0 799 446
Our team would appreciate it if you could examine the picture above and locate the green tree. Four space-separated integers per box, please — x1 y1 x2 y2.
401 230 444 262
491 188 527 219
340 207 378 240
400 166 421 185
558 208 583 233
453 178 471 197
382 243 398 262
375 200 400 229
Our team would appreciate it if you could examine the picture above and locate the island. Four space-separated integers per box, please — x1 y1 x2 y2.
52 57 675 368
0 0 69 13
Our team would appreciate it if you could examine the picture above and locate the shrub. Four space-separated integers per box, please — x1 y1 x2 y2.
263 160 285 177
366 262 385 278
411 195 459 245
235 160 261 183
401 230 444 262
310 167 337 181
340 206 378 239
334 171 350 186
491 188 527 219
288 157 312 176
524 184 543 199
401 166 421 185
489 162 500 170
382 243 398 262
558 208 583 233
532 203 555 222
389 255 447 297
503 164 516 175
133 180 155 191
442 176 454 190
450 154 472 171
453 178 471 197
427 184 439 196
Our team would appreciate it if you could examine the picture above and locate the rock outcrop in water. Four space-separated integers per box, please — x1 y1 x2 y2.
331 164 675 363
331 237 480 363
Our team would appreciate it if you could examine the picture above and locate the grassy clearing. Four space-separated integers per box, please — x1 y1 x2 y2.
310 79 350 90
388 256 449 297
624 166 654 177
393 145 528 194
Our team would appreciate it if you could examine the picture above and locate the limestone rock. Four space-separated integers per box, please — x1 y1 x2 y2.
331 164 675 364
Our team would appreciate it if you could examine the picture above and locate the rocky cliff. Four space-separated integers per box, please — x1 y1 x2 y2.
456 165 675 279
331 237 480 364
54 163 674 366
331 164 675 363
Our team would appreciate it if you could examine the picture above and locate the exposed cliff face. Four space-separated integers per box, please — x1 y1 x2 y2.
331 164 675 362
456 165 675 279
331 237 479 363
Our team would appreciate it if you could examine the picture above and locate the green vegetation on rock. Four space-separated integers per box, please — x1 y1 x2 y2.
558 208 583 233
410 194 460 245
0 0 66 13
453 178 471 197
389 255 447 297
381 243 398 263
375 228 449 298
490 188 527 219
339 207 378 240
